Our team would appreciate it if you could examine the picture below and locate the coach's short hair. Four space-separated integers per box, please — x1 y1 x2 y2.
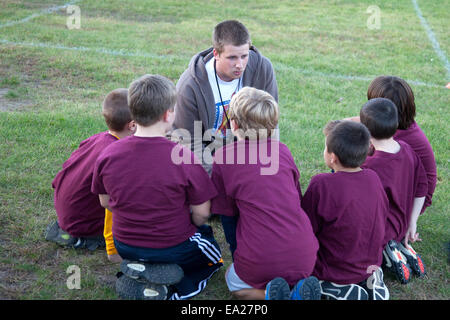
367 75 416 130
213 20 251 54
360 98 398 139
127 74 176 126
326 121 371 168
102 88 132 131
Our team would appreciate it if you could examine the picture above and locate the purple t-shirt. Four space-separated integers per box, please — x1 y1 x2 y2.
52 131 118 237
211 139 319 289
394 121 436 212
362 140 428 244
91 136 217 249
301 169 388 284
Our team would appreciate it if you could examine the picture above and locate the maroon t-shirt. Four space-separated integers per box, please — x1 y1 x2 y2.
91 136 217 249
52 131 118 237
362 140 428 244
302 169 388 284
394 121 436 212
211 139 319 289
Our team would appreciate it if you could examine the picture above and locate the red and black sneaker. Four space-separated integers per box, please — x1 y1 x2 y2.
382 240 411 284
397 241 426 278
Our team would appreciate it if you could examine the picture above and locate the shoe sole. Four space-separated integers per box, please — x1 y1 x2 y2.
397 242 426 278
120 260 184 285
383 241 411 284
265 277 290 300
370 268 389 300
115 274 168 300
320 281 369 300
291 276 321 300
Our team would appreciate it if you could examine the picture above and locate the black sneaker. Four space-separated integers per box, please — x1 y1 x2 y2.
44 220 77 247
115 272 168 300
290 276 321 300
72 236 105 251
265 277 291 300
120 260 184 285
319 281 369 300
397 241 426 278
360 267 389 300
382 240 411 284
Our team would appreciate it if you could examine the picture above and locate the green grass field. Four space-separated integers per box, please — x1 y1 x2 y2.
0 0 448 300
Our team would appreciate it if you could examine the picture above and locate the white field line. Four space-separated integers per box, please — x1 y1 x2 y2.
0 38 445 89
411 0 450 80
0 0 82 29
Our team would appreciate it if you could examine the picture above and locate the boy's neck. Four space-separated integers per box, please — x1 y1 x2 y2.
332 164 362 173
108 130 126 140
134 123 167 138
371 137 400 154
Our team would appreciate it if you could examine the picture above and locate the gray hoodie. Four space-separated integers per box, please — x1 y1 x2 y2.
173 46 278 171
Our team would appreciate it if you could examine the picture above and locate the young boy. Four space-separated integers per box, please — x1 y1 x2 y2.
46 88 135 252
360 98 428 284
91 74 223 300
211 87 320 300
302 120 389 300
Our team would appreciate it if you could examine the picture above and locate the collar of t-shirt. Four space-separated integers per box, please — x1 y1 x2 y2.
205 58 243 137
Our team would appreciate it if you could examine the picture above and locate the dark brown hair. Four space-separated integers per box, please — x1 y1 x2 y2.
102 88 132 131
128 74 176 126
213 20 251 54
367 76 416 130
326 121 370 168
360 98 398 139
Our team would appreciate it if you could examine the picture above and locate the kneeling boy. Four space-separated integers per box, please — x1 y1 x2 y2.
91 74 222 300
302 121 389 300
211 87 320 300
46 88 135 251
360 98 428 284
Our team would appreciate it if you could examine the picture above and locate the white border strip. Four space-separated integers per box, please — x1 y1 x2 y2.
0 1 81 29
411 0 450 80
0 38 445 89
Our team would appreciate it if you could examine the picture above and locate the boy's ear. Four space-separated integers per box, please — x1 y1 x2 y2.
330 152 339 165
230 119 239 131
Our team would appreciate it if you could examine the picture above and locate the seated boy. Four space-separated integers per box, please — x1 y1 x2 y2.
302 120 389 300
46 88 135 252
360 98 428 284
91 74 223 300
211 87 320 300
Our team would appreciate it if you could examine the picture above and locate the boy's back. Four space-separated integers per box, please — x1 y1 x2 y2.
211 139 319 289
362 140 428 244
92 135 217 249
52 131 118 237
302 169 388 284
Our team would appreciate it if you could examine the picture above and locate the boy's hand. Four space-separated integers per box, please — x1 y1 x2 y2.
404 221 422 247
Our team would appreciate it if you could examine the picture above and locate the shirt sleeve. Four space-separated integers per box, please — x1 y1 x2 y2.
413 152 428 198
184 150 218 205
91 155 107 195
301 178 322 234
103 208 117 255
210 162 237 216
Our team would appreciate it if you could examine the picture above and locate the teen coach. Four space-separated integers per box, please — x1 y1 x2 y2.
173 20 279 173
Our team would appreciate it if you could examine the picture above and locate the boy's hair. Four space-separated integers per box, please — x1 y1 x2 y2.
128 74 176 126
360 98 398 139
323 120 343 136
367 76 416 130
213 20 251 54
229 87 278 139
326 121 370 168
102 88 132 132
